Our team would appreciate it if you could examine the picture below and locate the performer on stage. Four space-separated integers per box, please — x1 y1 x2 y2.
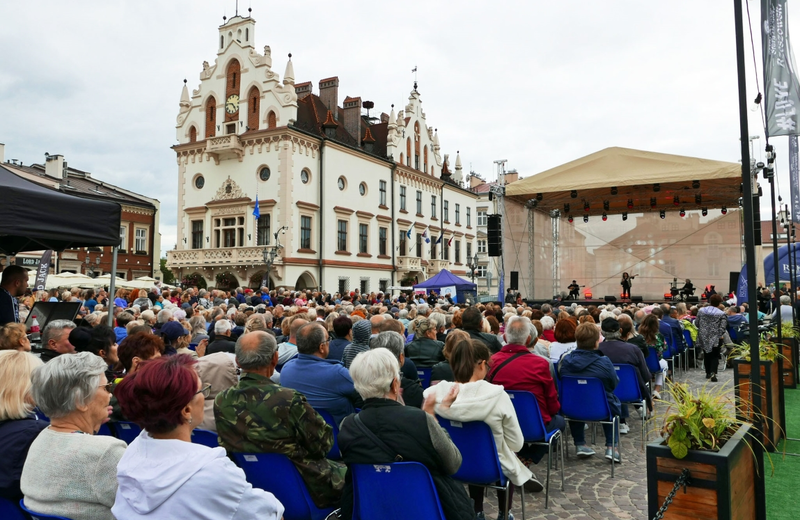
567 280 581 300
680 279 694 300
620 272 637 299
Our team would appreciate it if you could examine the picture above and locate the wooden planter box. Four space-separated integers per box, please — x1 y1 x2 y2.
732 360 784 451
646 423 760 519
780 337 798 389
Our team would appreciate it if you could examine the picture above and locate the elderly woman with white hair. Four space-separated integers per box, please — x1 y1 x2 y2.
20 352 126 520
338 348 471 520
405 317 445 367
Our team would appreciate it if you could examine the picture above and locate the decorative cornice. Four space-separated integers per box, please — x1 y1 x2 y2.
356 211 374 219
376 215 393 223
296 201 320 211
333 206 355 215
206 196 252 207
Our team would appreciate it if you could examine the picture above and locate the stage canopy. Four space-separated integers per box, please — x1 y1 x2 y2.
505 147 742 217
414 269 476 291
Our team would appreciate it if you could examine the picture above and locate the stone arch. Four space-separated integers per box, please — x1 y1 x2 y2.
215 271 239 290
295 271 317 290
249 271 276 290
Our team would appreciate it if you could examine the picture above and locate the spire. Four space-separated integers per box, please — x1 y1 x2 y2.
388 104 396 130
179 79 190 113
455 151 462 169
322 110 338 138
453 150 463 183
433 128 440 149
283 53 295 86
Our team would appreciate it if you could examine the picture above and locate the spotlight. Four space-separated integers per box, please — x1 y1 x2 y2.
584 202 590 211
721 206 728 215
627 198 633 209
568 214 574 223
653 183 661 192
673 195 680 206
702 207 708 216
660 210 666 219
583 214 589 223
603 200 610 211
536 193 543 201
650 197 657 208
571 190 578 198
692 180 700 189
680 209 686 217
622 212 628 221
611 186 618 195
564 203 570 213
602 212 608 221
695 194 702 204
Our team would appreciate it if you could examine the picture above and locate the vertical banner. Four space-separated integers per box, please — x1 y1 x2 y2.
791 135 800 219
762 0 800 136
736 263 749 304
34 250 52 291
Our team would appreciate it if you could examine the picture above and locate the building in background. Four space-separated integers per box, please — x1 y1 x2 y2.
167 13 477 292
1 144 161 281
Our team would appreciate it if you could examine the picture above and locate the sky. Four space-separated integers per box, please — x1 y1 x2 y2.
1 0 797 256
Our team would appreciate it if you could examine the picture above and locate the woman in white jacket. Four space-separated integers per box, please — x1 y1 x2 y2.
424 338 533 520
111 354 284 520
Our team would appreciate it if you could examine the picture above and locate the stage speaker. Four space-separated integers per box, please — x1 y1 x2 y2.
510 271 519 291
729 271 739 295
487 214 502 257
687 296 699 303
631 296 643 303
604 295 617 302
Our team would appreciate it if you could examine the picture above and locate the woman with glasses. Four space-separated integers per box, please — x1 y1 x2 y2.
20 352 126 520
112 354 284 520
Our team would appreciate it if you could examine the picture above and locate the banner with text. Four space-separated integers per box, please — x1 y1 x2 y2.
791 135 800 219
762 0 800 136
34 250 52 291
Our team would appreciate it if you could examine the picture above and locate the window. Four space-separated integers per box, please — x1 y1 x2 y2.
478 239 487 253
416 191 423 215
257 215 271 246
248 86 260 131
337 220 348 251
476 265 488 277
194 175 205 189
267 111 277 129
399 231 407 256
400 186 407 211
359 223 368 254
301 170 310 184
431 195 437 217
443 239 450 260
360 278 369 294
300 216 312 249
189 126 197 143
477 210 488 226
467 242 472 260
416 233 423 257
467 207 471 227
135 228 147 252
379 279 388 293
338 278 347 294
191 221 203 249
214 216 245 248
455 240 461 263
379 181 387 206
259 167 270 181
455 204 461 225
379 227 387 256
338 177 346 191
205 97 216 138
444 201 449 222
359 183 367 196
119 226 128 251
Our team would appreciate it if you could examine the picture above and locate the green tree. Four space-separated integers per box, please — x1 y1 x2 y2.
160 258 175 284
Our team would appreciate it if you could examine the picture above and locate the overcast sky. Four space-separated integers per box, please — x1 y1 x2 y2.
1 1 796 255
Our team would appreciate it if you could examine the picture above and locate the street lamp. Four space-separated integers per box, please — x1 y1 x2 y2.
261 226 288 289
467 254 480 283
84 254 101 277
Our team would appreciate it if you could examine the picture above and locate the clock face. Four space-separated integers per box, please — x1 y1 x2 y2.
225 94 240 114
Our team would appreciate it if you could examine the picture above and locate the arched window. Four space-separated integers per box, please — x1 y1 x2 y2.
225 59 241 122
205 97 216 138
406 138 411 167
414 122 421 170
267 110 277 129
189 125 197 143
245 28 249 41
423 145 428 174
399 153 404 165
248 87 260 131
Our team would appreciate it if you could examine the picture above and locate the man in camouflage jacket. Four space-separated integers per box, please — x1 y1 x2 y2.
214 330 346 508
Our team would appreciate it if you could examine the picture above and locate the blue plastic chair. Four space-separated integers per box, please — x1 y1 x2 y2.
612 364 648 448
112 421 142 444
417 368 433 389
233 452 335 520
645 347 662 375
437 417 524 520
683 330 696 368
96 423 113 436
0 497 27 520
19 499 73 520
314 408 341 460
191 428 219 447
506 390 564 508
559 376 620 478
351 462 446 520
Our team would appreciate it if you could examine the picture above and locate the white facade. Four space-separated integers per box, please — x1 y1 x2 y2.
166 14 477 292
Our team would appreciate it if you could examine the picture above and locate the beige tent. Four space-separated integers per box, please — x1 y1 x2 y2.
505 147 743 216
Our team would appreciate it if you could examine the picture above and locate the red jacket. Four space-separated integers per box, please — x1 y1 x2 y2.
488 344 560 424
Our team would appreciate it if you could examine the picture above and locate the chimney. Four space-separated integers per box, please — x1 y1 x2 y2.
0 143 4 163
319 77 339 117
45 154 66 179
470 174 485 189
504 169 519 184
294 81 312 99
343 96 362 142
380 112 389 124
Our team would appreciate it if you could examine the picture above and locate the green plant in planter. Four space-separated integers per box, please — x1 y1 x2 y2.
727 340 785 363
780 322 800 339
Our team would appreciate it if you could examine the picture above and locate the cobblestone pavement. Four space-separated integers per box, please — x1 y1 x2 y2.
480 358 735 520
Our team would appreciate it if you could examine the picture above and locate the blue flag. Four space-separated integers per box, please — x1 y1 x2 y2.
497 270 504 303
423 229 430 244
436 233 444 245
406 228 412 239
253 196 261 220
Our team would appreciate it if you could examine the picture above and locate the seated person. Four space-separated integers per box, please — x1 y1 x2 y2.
75 324 120 381
405 317 445 367
558 323 622 463
430 330 469 384
206 320 236 354
113 354 284 519
215 331 345 508
0 351 46 501
0 323 31 351
328 316 353 362
21 352 127 520
370 331 423 408
280 323 363 426
196 352 238 432
118 332 166 376
680 279 694 298
342 320 372 369
549 318 578 364
338 349 473 520
726 306 747 329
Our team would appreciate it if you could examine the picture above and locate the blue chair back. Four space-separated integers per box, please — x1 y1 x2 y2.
18 500 73 520
113 421 142 444
645 347 661 374
559 376 613 422
436 418 505 486
683 330 694 348
0 497 27 520
190 428 219 447
506 390 548 442
417 368 432 389
612 364 644 403
727 325 741 343
314 408 341 460
96 423 113 436
232 452 335 520
351 463 446 520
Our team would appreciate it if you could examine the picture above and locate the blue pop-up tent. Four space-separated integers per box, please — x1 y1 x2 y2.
413 269 477 304
737 243 800 304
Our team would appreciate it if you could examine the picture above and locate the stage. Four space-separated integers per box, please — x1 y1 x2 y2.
523 297 702 308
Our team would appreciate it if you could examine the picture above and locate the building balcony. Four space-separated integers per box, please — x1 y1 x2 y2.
167 247 272 268
428 259 450 274
205 134 244 163
397 255 422 273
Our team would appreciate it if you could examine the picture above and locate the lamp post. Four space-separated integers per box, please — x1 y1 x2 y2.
261 226 288 289
467 254 479 283
84 254 101 278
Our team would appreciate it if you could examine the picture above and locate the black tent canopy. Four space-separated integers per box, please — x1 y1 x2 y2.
0 165 122 255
